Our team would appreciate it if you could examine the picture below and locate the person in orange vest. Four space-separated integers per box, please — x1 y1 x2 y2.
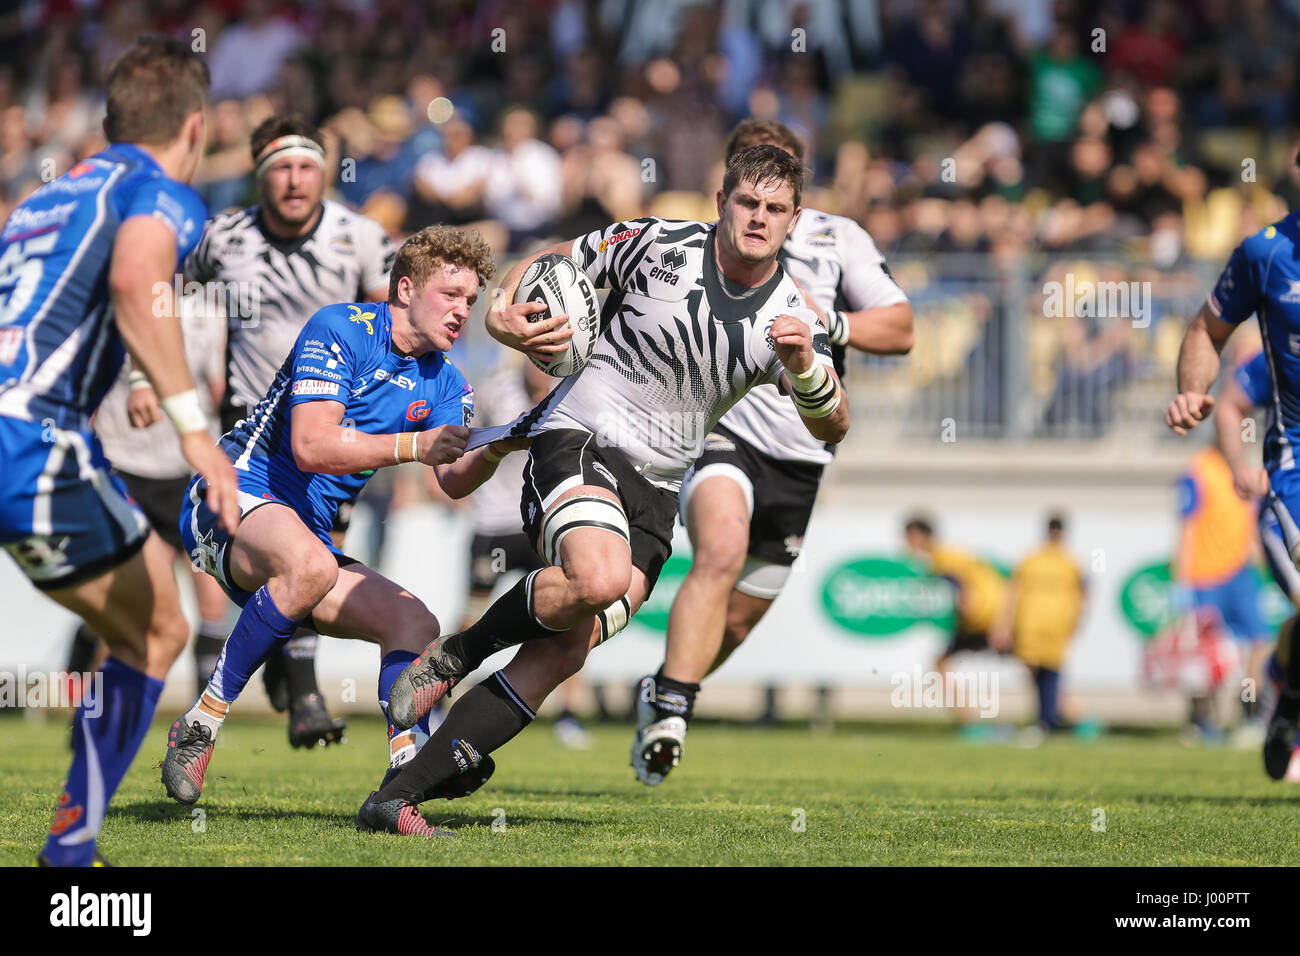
1174 447 1268 740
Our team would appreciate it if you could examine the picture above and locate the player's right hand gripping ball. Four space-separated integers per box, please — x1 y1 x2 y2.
514 253 600 378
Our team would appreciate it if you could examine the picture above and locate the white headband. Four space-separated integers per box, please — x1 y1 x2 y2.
255 134 326 177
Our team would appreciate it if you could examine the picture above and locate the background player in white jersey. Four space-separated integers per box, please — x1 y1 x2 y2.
454 356 592 747
66 293 230 694
142 116 398 746
366 146 849 827
632 119 914 784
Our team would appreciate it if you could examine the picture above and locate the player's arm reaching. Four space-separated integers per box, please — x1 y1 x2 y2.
290 400 469 474
771 313 850 443
111 213 240 532
1214 352 1271 499
433 435 531 498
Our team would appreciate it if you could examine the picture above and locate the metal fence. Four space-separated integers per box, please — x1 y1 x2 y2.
845 253 1228 442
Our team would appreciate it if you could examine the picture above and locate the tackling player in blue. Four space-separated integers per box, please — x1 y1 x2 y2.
1167 207 1300 779
159 226 535 835
0 37 240 866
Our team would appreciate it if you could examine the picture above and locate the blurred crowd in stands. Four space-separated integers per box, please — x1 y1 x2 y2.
3 0 1299 438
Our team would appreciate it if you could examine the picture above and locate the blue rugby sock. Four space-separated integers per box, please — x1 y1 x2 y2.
42 657 163 866
1035 667 1061 731
207 586 299 704
380 650 431 768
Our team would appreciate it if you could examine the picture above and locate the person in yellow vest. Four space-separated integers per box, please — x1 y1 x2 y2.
1174 446 1268 739
992 514 1086 732
904 516 1008 726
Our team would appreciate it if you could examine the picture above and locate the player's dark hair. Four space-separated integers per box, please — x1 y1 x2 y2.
904 516 934 537
722 144 805 209
250 115 325 163
389 225 496 302
725 119 804 164
1047 514 1066 534
104 35 209 145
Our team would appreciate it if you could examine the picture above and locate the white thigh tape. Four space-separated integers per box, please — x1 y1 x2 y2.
539 494 629 566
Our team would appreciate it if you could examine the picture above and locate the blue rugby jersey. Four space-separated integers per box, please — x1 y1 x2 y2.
0 144 205 431
1211 215 1300 478
219 300 473 536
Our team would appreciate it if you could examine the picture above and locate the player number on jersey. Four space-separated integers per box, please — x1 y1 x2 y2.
0 232 59 325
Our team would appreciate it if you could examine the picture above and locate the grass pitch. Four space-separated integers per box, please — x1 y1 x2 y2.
2 715 1299 866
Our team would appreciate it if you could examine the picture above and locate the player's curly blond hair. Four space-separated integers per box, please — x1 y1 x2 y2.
388 225 497 302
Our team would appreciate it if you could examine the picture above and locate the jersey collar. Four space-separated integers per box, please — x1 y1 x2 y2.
702 228 786 324
103 142 163 173
255 201 326 255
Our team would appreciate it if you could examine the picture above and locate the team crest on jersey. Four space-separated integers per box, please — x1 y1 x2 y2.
786 292 801 308
1281 280 1300 304
348 305 376 334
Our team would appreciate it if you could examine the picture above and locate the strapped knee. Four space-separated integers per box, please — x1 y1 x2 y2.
539 494 629 567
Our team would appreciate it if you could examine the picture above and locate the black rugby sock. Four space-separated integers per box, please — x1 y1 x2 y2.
193 622 227 688
442 571 563 671
283 629 323 700
652 669 700 723
1279 615 1300 721
375 671 534 805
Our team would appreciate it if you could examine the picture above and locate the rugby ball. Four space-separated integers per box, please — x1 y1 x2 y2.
514 253 600 377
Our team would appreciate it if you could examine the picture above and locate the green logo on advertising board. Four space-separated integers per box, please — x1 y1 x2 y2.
630 552 694 634
1118 560 1172 638
1118 559 1292 638
820 556 955 637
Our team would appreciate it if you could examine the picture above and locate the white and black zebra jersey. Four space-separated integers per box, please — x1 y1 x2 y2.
508 217 834 491
719 208 907 464
93 294 223 480
184 198 395 412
